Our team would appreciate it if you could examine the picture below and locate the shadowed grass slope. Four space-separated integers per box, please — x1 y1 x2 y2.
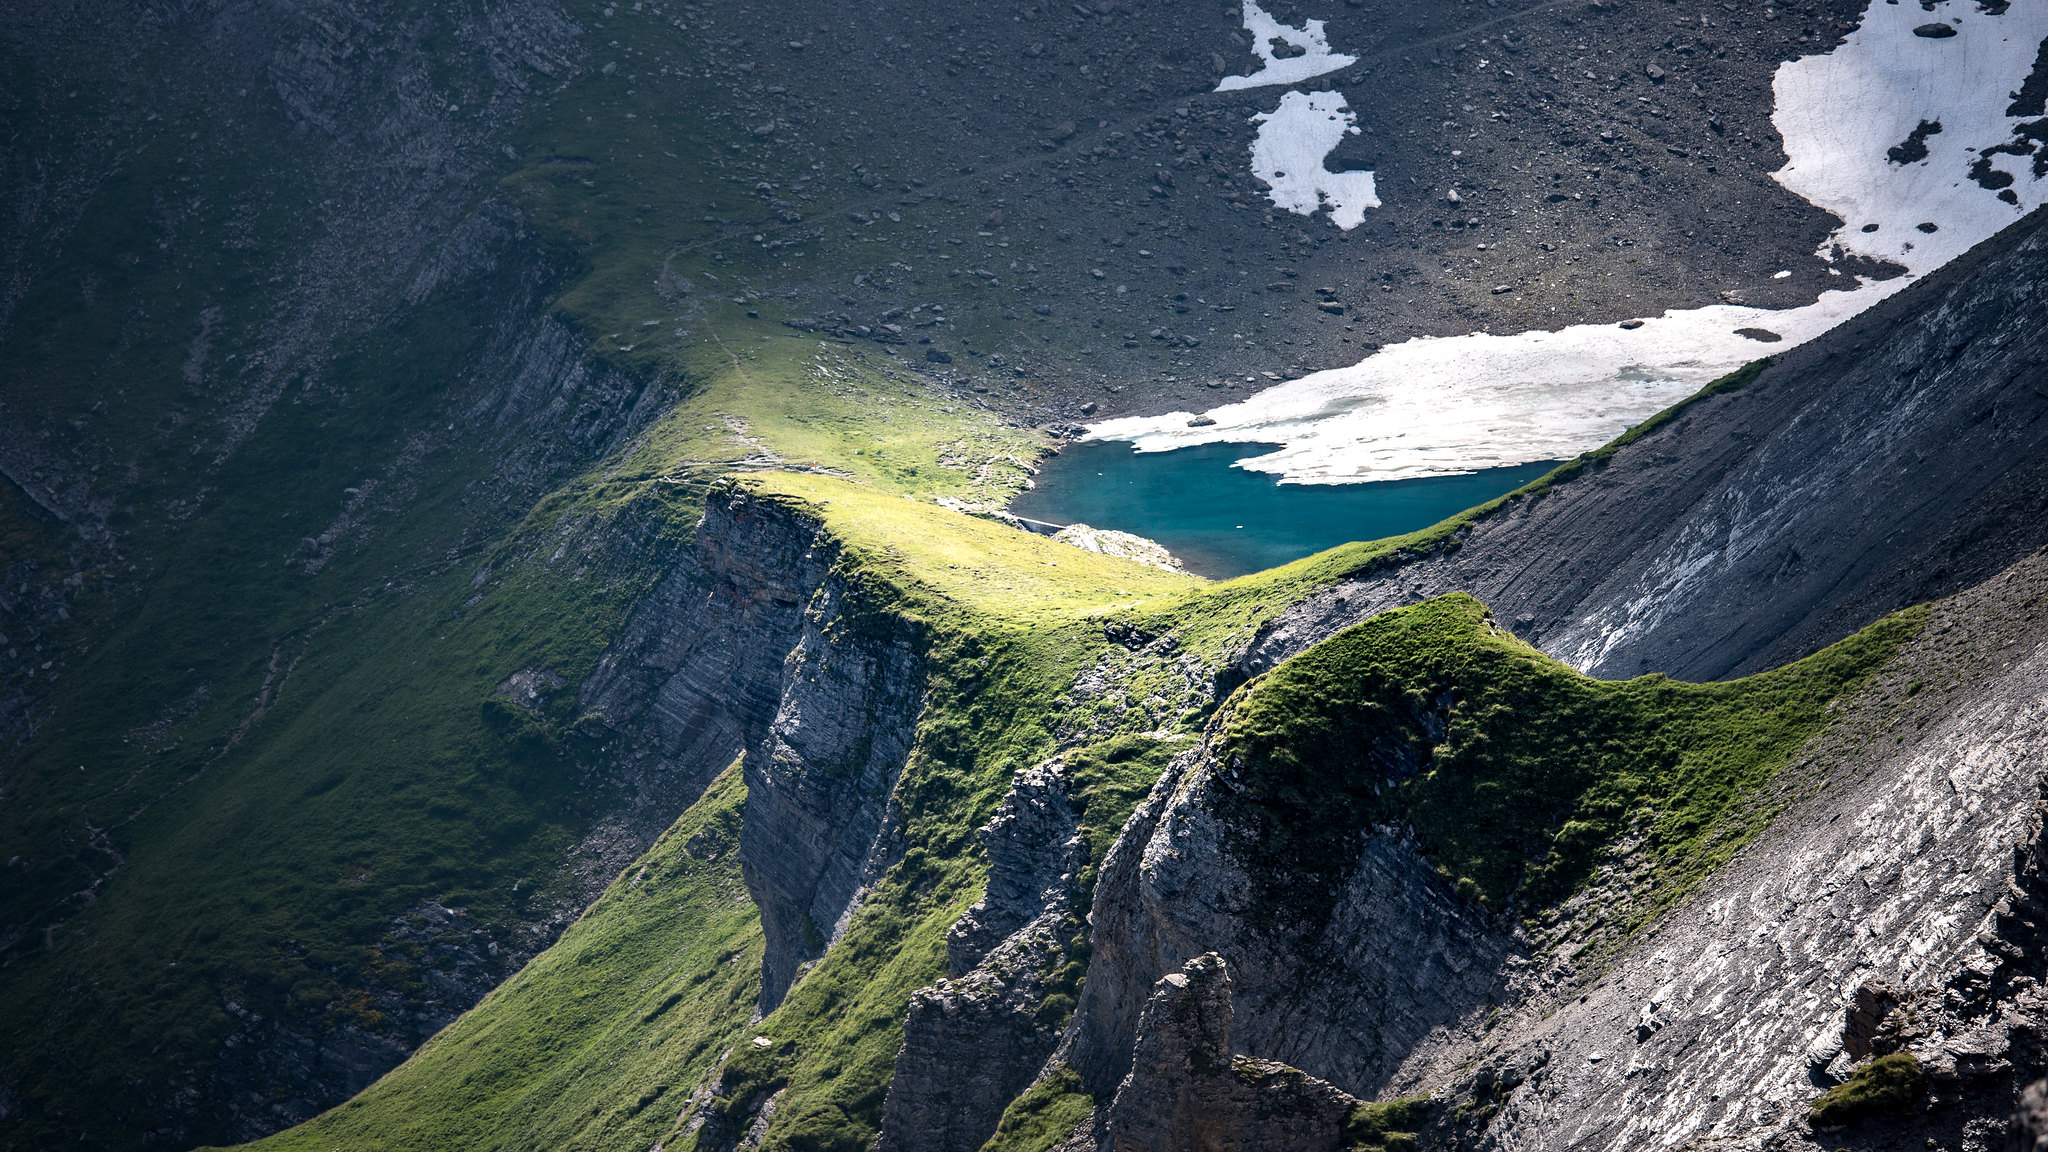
219 764 761 1152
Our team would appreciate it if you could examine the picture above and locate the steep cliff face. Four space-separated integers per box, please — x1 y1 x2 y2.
1064 759 1517 1103
740 569 927 1011
1246 207 2048 687
582 482 936 1014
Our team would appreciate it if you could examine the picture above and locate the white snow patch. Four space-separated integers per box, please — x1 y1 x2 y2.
1093 1 2048 485
1249 91 1380 230
1216 0 1357 92
1775 0 2048 274
1086 287 1884 485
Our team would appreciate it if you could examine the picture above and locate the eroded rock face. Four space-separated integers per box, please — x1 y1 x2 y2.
1103 954 1364 1152
875 758 1088 1152
1062 731 1518 1102
742 570 926 1010
584 482 933 1014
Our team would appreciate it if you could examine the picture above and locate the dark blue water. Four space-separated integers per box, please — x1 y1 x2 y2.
1011 440 1559 579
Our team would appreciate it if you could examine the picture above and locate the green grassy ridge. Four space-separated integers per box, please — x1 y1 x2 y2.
223 478 1198 1152
226 763 763 1152
0 316 1039 1150
1210 593 1923 932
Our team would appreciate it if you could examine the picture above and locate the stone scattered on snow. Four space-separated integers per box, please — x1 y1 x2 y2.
1090 0 2048 485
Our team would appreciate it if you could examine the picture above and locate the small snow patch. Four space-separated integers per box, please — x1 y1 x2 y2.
1249 91 1380 229
1216 0 1357 91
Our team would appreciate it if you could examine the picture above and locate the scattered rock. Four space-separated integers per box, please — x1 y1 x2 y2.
925 349 953 363
1619 319 1645 330
1187 415 1217 427
1491 284 1512 294
1918 221 1941 233
1052 524 1186 572
1645 63 1666 81
1913 22 1959 37
1735 327 1783 343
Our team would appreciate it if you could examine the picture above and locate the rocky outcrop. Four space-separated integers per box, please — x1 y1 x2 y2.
1245 206 2048 686
1088 954 1406 1152
583 481 933 1012
1052 525 1187 574
1061 730 1519 1103
875 758 1089 1152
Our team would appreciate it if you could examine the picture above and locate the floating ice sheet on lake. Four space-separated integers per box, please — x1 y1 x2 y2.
1095 0 2048 485
1250 92 1380 230
1088 289 1884 485
1216 0 1357 92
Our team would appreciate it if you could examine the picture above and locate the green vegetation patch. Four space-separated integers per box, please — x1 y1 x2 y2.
1344 1096 1433 1152
1212 593 1921 928
979 1066 1101 1152
1065 735 1183 895
1808 1053 1926 1126
230 762 762 1152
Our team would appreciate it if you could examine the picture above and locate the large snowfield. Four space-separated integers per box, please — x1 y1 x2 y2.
1091 0 2048 485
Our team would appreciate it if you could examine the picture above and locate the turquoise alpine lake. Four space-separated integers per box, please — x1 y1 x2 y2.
1011 439 1559 579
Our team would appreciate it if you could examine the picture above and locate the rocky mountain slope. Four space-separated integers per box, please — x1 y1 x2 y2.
4 0 2047 1149
224 203 2048 1152
1245 203 2048 685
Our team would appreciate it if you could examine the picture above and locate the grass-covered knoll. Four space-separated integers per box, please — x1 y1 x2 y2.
229 764 760 1152
1344 1096 1433 1151
1808 1053 1925 1126
1212 594 1922 928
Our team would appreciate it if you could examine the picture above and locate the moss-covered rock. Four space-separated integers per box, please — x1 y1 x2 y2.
1809 1053 1925 1126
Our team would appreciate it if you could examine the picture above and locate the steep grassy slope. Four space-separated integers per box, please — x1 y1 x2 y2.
0 327 1038 1150
208 763 763 1152
229 473 1916 1152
